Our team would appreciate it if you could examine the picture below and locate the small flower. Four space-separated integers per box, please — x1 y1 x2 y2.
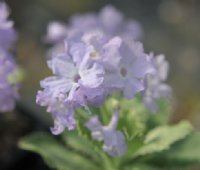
0 2 19 112
98 5 143 40
142 53 171 112
37 55 104 105
105 41 151 99
47 50 105 103
86 111 127 157
0 50 19 112
0 2 17 50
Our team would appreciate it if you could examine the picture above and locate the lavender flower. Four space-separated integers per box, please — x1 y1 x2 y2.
0 2 19 112
46 5 143 48
74 32 151 98
97 5 143 40
85 32 121 61
38 6 171 159
36 39 105 132
70 5 143 41
37 26 152 133
0 50 19 112
86 111 127 157
0 2 17 50
142 53 171 112
104 41 151 99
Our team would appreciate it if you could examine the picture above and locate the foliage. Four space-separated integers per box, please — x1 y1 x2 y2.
19 98 200 170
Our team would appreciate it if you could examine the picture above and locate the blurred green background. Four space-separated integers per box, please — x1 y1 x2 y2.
7 0 200 126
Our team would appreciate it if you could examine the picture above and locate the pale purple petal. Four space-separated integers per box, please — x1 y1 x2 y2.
70 14 98 32
99 5 123 33
143 96 158 113
85 116 103 141
48 56 77 78
86 111 127 157
50 106 76 134
69 42 86 65
51 120 65 135
122 20 143 40
123 79 144 99
45 21 68 44
80 63 104 88
103 130 127 157
130 56 152 78
102 36 122 69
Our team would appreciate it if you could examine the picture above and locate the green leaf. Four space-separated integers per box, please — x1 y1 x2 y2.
62 130 101 163
124 163 160 170
19 132 98 170
116 97 148 138
150 132 200 167
63 127 121 170
147 99 173 127
132 121 193 157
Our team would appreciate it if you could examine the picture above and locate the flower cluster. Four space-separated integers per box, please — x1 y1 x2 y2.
37 5 171 156
0 2 19 112
45 5 143 58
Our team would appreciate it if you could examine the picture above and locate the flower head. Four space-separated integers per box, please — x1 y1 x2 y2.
36 38 106 132
46 5 143 47
38 20 152 134
37 5 171 158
